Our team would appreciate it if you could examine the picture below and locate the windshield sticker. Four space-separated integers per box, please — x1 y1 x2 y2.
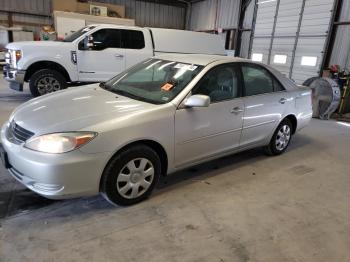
161 83 174 91
174 63 198 71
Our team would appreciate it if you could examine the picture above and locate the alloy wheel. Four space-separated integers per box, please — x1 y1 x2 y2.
37 76 61 95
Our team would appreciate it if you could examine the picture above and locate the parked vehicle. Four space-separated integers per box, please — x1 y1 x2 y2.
2 24 225 97
0 54 312 206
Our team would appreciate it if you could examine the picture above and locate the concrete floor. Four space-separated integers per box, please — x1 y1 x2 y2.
0 79 349 262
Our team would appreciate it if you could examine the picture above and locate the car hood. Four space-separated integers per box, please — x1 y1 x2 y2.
11 84 157 135
6 41 72 50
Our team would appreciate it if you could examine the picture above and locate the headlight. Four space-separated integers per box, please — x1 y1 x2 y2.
24 132 97 154
9 50 22 68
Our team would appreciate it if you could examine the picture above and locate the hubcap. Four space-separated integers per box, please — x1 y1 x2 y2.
116 158 154 199
275 124 291 151
37 76 61 95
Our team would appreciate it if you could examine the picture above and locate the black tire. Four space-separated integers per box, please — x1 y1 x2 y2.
29 69 67 97
101 145 161 206
264 119 293 156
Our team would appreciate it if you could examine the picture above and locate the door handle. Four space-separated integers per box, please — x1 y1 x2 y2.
231 107 244 114
279 98 287 104
114 54 124 58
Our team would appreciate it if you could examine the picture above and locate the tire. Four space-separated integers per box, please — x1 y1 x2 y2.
101 145 161 206
29 69 67 97
264 119 293 156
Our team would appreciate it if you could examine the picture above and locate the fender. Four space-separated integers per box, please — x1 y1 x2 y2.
20 56 78 82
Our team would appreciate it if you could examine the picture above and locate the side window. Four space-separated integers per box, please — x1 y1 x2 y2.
242 64 282 96
192 65 240 103
273 78 285 92
121 30 145 49
90 29 121 50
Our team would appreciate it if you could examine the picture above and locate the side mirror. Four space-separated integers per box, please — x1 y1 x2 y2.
82 35 94 50
184 94 210 108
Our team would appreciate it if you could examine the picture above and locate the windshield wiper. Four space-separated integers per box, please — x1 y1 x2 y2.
99 82 110 90
112 89 140 99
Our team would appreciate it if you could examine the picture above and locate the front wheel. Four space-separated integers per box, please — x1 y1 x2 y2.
29 69 67 97
264 119 293 156
101 145 161 206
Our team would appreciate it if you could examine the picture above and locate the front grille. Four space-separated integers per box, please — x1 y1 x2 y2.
4 50 11 65
7 121 34 143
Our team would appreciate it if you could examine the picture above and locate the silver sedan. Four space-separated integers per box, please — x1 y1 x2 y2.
0 54 312 205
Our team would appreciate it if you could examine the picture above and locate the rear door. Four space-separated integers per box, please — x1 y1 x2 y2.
174 64 244 167
121 29 153 69
239 63 293 147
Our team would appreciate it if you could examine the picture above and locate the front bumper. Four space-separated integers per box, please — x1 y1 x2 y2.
3 65 25 91
0 123 110 199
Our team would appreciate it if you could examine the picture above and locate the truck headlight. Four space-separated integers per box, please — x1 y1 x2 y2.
9 50 22 68
24 132 97 153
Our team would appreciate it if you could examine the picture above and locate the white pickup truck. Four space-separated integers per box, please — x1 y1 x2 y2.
3 24 225 96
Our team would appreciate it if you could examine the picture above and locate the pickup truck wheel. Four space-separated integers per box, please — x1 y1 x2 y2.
101 145 161 206
29 69 67 97
264 119 292 156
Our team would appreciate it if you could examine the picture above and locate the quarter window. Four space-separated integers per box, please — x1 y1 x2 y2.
242 64 284 96
192 65 240 103
121 30 145 49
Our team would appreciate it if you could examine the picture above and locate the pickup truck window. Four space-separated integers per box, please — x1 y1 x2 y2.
63 26 96 42
103 59 203 104
90 29 121 50
121 30 145 49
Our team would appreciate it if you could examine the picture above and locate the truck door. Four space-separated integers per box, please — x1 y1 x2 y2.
119 29 153 69
76 28 125 82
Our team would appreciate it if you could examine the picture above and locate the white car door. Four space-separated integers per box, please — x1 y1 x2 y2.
174 64 244 167
239 63 293 147
77 28 125 82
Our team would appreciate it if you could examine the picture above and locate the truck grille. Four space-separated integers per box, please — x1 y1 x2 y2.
7 121 34 143
4 50 11 65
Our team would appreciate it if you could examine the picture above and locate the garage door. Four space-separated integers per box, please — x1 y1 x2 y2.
251 0 335 84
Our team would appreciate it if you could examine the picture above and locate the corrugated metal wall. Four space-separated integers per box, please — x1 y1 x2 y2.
329 0 350 71
189 0 240 31
97 0 186 29
0 0 51 15
251 0 335 83
0 0 186 29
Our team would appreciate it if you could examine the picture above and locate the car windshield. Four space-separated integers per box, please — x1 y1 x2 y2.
62 26 96 42
103 59 204 104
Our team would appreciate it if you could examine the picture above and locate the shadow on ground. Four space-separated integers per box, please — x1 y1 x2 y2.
0 133 315 220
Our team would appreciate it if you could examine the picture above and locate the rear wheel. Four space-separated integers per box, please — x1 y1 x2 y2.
264 119 292 156
101 145 161 206
29 69 67 97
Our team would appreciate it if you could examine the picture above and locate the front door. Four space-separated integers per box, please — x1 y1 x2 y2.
77 28 125 82
174 64 244 167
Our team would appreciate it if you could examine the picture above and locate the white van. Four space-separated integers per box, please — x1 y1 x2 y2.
3 24 225 96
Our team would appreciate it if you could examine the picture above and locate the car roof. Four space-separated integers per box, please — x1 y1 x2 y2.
153 54 247 66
